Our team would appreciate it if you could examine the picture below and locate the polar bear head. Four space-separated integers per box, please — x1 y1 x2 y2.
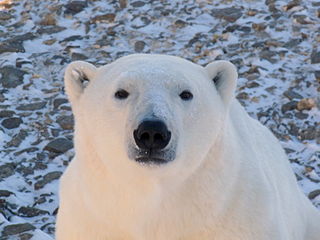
64 54 237 183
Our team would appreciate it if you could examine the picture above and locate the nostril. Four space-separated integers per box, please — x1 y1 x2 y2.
140 132 150 141
154 133 162 141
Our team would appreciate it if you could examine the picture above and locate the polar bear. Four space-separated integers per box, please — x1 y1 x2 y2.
56 54 320 240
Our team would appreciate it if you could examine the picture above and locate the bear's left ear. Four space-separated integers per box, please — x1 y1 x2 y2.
205 60 238 106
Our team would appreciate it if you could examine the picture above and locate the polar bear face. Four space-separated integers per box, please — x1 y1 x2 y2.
64 54 237 182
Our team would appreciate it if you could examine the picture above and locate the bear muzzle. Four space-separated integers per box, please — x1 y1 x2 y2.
133 120 172 164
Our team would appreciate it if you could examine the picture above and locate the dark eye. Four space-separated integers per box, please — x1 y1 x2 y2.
179 90 193 101
115 89 129 99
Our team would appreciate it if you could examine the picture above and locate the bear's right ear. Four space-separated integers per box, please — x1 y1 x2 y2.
205 61 238 106
64 61 97 105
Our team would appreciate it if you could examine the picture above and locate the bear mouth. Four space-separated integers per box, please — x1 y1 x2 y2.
135 156 169 165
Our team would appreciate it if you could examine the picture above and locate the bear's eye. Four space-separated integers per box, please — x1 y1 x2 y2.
115 89 129 100
179 90 193 101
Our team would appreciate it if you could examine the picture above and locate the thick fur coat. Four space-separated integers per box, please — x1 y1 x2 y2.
56 54 320 240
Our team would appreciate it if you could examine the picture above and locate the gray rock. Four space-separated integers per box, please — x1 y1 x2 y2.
0 66 27 88
5 130 28 147
293 15 312 24
0 12 13 20
0 190 14 197
134 41 146 52
288 122 299 137
19 233 33 240
308 189 320 200
91 13 116 23
211 8 242 23
1 117 23 129
0 33 36 54
2 223 35 236
14 147 38 156
174 19 187 27
283 90 303 100
295 112 309 119
281 101 298 113
57 115 74 130
34 171 63 190
131 1 145 7
259 50 277 63
18 206 49 217
65 1 88 15
315 71 320 81
311 50 320 64
119 0 127 8
300 126 317 140
53 98 68 109
246 81 260 88
59 35 83 43
0 41 25 54
17 102 47 111
11 33 36 42
0 163 15 180
37 26 67 35
236 92 249 100
44 138 73 153
283 39 301 48
0 110 14 118
71 52 88 61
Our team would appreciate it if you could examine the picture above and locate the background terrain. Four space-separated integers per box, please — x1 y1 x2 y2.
0 0 319 239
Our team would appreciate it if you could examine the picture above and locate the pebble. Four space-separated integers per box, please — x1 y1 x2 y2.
315 71 320 82
283 90 303 100
0 190 14 197
211 8 242 23
0 110 15 118
0 12 13 20
53 98 68 109
311 51 320 64
34 171 63 190
17 102 47 111
1 117 23 129
91 13 116 23
71 52 88 61
44 138 73 153
130 1 145 7
300 126 317 140
281 101 298 113
236 92 249 100
18 206 49 217
252 23 266 31
2 223 35 236
308 189 320 200
297 98 315 111
0 66 27 88
57 115 74 130
0 40 25 54
5 130 28 148
246 81 260 88
37 26 67 35
40 14 56 26
64 1 88 15
0 163 15 180
134 41 146 52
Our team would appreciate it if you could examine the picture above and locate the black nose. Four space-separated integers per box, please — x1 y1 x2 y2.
134 120 171 150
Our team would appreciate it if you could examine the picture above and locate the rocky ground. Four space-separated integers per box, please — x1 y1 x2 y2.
0 0 319 239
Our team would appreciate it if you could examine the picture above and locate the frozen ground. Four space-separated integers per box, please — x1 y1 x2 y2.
0 0 319 239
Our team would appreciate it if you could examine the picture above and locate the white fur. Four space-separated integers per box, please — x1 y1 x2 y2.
56 54 320 240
